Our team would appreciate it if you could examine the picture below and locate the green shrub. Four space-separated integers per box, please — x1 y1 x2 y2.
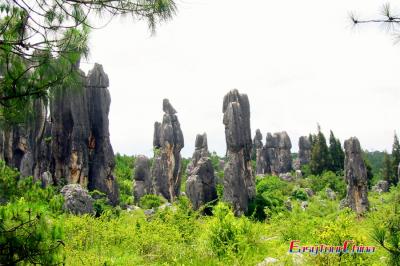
216 183 224 200
90 190 113 216
301 164 312 177
308 171 346 199
247 176 288 221
0 160 20 202
207 203 258 259
291 187 308 201
371 186 400 265
114 154 134 206
139 194 166 209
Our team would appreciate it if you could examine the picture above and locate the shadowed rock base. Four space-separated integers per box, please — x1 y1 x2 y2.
186 133 217 210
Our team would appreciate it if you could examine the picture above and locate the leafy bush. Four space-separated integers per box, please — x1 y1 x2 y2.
372 186 400 265
247 176 288 221
311 209 369 265
114 154 134 206
207 203 259 259
90 189 123 217
301 163 312 177
0 160 20 202
291 187 308 201
308 171 346 199
139 194 166 209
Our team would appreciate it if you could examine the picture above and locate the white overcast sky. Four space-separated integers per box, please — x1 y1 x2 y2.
80 0 400 158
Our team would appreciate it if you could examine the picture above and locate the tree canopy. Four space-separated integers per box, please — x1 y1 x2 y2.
0 0 177 124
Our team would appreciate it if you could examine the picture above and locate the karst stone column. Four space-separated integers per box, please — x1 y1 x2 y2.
133 155 152 204
186 133 217 210
344 137 369 214
264 131 292 175
51 63 119 205
222 89 255 215
298 136 312 167
253 129 268 176
86 64 119 205
151 99 184 202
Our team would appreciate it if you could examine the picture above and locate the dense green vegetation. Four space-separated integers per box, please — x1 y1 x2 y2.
1 150 400 265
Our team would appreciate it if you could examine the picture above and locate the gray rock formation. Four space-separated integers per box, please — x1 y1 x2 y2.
304 188 314 197
222 89 255 215
301 201 309 211
285 199 292 211
325 187 337 200
279 172 293 182
20 151 34 178
344 137 369 214
133 155 152 204
151 99 184 202
51 68 90 187
2 126 29 170
0 64 118 204
186 133 209 174
372 180 389 194
85 64 118 205
51 63 118 205
264 132 292 175
295 170 303 179
32 119 53 186
253 129 268 175
298 136 311 168
186 133 217 210
0 97 53 186
60 184 94 215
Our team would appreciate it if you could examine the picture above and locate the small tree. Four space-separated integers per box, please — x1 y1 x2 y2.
328 130 344 173
0 203 65 265
392 133 400 185
310 125 331 175
382 151 394 185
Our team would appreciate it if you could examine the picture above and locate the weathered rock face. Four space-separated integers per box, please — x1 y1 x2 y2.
0 98 50 181
253 129 268 175
3 126 29 170
85 64 118 205
264 132 292 175
372 180 389 194
186 133 209 174
61 184 94 215
222 89 255 215
186 133 217 210
0 64 118 204
51 63 118 205
325 187 337 200
151 99 184 202
51 70 90 187
298 136 311 167
32 120 53 186
133 155 152 204
344 137 369 214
